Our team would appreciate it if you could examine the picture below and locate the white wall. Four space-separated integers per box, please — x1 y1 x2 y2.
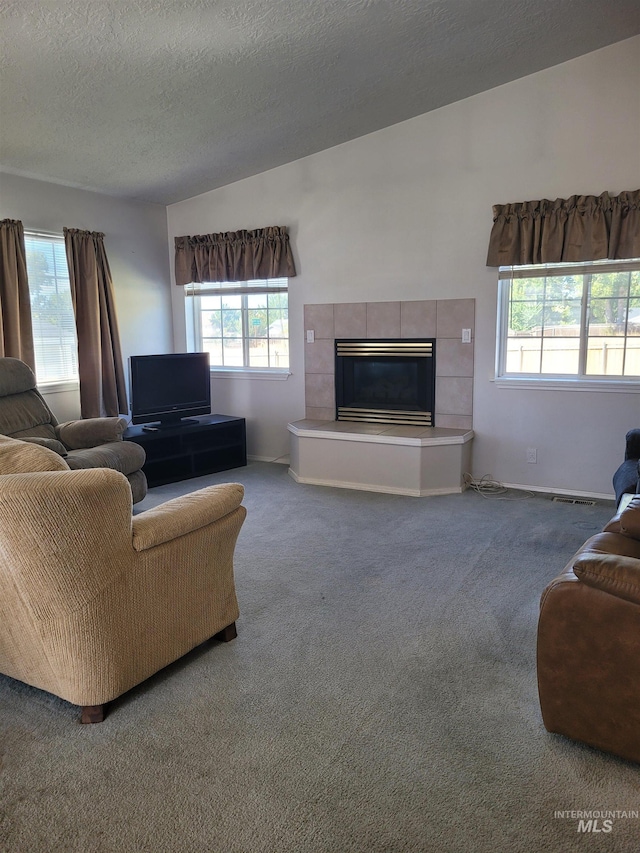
167 36 640 495
0 172 173 421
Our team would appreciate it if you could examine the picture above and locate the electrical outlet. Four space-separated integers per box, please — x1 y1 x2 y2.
462 328 472 344
306 330 315 343
526 447 537 464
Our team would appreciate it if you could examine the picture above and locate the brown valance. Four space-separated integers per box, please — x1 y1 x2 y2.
175 225 297 286
486 189 640 267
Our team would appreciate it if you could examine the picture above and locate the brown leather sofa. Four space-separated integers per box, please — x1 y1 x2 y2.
537 496 640 763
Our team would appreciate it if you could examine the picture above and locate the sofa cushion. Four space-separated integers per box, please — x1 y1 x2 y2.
0 390 58 440
613 458 640 506
624 429 640 462
0 434 70 473
573 551 640 606
0 357 37 396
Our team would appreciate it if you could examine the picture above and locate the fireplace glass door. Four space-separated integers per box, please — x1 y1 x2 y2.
335 339 435 426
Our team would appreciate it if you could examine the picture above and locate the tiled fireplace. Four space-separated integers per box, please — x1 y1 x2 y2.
302 299 474 429
288 299 475 497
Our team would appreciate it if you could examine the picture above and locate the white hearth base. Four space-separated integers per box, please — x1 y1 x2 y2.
288 420 474 497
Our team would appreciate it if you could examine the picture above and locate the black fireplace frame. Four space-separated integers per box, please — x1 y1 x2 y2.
335 338 436 426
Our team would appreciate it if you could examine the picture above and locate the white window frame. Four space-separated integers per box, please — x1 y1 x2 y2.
23 231 79 391
495 258 640 392
185 278 290 380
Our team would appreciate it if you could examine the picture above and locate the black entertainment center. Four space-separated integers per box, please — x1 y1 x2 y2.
124 414 247 488
125 352 246 487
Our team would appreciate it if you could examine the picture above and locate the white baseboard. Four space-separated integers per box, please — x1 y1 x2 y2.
501 482 615 502
287 468 464 497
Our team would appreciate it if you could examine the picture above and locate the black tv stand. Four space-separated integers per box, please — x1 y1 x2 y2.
124 414 246 487
142 417 199 431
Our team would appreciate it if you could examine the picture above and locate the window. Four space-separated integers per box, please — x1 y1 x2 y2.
496 259 640 384
24 233 78 385
185 278 289 371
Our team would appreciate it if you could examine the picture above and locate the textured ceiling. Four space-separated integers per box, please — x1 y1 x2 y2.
1 0 639 205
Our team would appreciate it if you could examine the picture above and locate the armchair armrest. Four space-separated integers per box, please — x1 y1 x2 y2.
604 495 640 539
18 435 68 457
56 417 128 450
573 551 640 606
132 483 245 551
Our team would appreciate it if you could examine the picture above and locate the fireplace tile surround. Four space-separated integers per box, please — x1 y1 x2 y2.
303 299 474 428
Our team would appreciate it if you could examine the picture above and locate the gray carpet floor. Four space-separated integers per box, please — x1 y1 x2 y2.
1 462 638 852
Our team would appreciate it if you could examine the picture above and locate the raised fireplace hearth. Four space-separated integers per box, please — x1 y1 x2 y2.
288 420 474 496
335 338 436 427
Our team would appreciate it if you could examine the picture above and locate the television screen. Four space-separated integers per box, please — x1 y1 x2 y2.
130 352 211 426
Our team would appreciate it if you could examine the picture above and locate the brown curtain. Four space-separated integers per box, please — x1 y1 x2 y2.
64 228 127 418
486 189 640 267
175 225 297 285
0 219 35 370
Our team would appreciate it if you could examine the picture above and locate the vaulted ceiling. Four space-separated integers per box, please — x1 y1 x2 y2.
1 0 638 205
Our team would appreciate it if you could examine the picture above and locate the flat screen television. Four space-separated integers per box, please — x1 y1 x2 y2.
129 352 211 427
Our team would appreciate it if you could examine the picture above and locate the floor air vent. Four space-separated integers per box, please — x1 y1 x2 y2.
552 496 597 506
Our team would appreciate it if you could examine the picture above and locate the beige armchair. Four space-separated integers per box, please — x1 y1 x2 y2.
0 436 246 723
0 356 147 502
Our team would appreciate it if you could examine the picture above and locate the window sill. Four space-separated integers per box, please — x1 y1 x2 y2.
37 380 80 394
210 368 291 381
493 376 640 393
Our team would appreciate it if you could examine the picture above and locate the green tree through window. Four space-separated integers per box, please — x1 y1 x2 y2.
498 260 640 379
24 234 78 384
186 278 289 370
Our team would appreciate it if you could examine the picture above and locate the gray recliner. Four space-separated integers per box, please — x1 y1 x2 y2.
0 357 147 503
